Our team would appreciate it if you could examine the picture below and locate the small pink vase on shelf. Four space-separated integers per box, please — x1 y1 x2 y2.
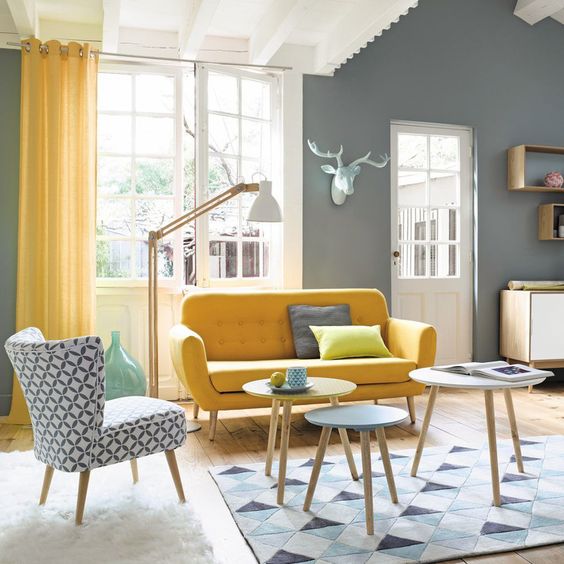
544 171 563 188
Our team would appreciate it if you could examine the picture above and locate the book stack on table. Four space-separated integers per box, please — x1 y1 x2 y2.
432 361 553 382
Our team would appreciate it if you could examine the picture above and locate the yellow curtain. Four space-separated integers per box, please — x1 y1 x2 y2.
5 39 98 424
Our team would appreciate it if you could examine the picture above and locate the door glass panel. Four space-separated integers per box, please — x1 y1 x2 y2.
136 239 174 278
208 73 238 114
399 243 426 277
134 199 174 237
398 208 427 241
209 114 239 156
97 240 131 278
98 73 131 112
398 134 427 169
135 117 174 155
209 201 238 239
430 172 459 206
242 79 270 119
135 158 174 195
430 135 459 170
98 156 131 195
430 208 457 241
135 75 174 113
97 199 132 237
398 171 427 206
430 244 458 277
209 241 237 278
242 241 261 277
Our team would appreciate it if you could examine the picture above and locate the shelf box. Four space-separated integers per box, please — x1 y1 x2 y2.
508 144 564 192
538 203 564 240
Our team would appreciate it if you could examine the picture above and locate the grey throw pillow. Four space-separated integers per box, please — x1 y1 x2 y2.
288 304 352 359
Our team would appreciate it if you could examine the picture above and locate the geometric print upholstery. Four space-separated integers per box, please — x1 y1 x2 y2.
91 396 186 469
5 327 186 473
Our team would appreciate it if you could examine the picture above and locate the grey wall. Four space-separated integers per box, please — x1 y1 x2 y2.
303 0 564 361
0 49 20 414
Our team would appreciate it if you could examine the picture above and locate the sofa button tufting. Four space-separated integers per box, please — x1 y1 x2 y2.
217 321 223 327
238 321 243 326
281 338 286 343
219 339 224 345
240 339 245 344
260 338 266 343
278 320 284 325
259 320 264 326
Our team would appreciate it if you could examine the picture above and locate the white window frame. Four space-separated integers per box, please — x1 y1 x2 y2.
96 62 186 289
194 63 283 288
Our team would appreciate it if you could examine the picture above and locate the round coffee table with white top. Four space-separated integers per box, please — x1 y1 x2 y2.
409 367 546 507
242 377 357 505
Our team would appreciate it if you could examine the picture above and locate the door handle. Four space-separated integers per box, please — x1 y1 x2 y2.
392 250 400 258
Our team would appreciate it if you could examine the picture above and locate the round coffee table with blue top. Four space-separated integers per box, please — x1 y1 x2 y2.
303 404 408 535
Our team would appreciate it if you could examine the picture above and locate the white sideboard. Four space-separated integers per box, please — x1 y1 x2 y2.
500 290 564 368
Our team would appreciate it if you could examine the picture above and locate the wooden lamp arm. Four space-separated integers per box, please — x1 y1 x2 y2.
148 182 259 398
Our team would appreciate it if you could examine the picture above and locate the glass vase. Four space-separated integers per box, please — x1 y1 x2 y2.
104 331 147 400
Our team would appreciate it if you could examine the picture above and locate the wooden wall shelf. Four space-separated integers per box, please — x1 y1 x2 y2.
508 144 564 192
538 204 564 240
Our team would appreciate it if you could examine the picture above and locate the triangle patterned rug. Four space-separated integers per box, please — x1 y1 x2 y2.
210 435 564 563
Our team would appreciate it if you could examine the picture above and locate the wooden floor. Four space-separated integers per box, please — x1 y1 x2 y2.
2 382 564 564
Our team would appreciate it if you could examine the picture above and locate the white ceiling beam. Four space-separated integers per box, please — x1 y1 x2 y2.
314 0 419 75
514 0 564 25
102 0 121 52
178 0 221 59
6 0 36 38
249 0 316 66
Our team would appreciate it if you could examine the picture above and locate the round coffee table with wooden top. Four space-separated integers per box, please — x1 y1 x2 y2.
304 404 408 535
409 367 547 507
242 377 356 505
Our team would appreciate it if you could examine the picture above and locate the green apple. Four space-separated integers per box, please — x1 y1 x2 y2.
270 371 285 388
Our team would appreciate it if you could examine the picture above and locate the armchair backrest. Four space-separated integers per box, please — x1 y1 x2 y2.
180 288 390 361
5 327 106 472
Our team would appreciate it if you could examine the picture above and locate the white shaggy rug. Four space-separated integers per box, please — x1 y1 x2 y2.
0 450 214 564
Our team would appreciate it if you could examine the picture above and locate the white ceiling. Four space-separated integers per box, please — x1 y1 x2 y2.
0 0 420 75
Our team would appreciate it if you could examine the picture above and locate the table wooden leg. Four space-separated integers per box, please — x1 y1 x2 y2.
303 426 332 511
503 388 524 473
411 385 440 477
277 400 293 505
330 397 358 480
360 431 374 535
265 399 281 477
484 390 501 507
375 427 398 504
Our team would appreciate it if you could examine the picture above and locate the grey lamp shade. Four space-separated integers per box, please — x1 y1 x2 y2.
247 180 283 222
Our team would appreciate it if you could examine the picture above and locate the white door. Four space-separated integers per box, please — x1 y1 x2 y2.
390 121 473 365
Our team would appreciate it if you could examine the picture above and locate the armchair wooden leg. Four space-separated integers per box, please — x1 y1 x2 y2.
193 402 200 419
165 450 186 503
406 396 416 424
39 465 54 505
75 470 91 526
130 459 139 483
209 411 218 441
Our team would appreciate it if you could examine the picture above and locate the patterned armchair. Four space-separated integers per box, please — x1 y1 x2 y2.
5 327 187 525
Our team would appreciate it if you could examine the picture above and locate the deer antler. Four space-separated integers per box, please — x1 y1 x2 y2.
307 139 344 167
350 152 390 169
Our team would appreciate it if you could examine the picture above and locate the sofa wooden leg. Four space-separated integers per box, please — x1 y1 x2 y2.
209 410 218 441
406 396 416 424
373 399 379 405
193 402 200 419
130 459 139 483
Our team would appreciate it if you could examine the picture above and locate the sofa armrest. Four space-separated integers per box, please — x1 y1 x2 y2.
169 324 218 410
386 318 437 368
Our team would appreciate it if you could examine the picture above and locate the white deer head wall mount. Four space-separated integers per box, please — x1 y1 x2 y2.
308 139 390 205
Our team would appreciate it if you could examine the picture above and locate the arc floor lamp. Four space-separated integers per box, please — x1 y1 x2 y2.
148 180 282 399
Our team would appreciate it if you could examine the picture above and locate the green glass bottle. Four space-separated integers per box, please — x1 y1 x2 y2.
104 331 147 400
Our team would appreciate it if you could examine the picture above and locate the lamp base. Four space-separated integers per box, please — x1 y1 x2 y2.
186 421 202 433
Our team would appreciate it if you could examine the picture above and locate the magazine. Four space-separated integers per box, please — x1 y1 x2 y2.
432 361 552 382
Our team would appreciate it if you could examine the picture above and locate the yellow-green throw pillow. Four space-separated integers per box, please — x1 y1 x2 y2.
309 325 392 360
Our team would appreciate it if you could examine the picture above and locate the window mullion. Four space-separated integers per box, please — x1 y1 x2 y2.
131 74 137 279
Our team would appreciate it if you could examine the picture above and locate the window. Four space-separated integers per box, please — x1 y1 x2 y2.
96 67 189 281
396 133 460 278
195 65 279 286
96 63 279 287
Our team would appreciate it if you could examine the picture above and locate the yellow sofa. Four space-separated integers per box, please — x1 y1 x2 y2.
169 288 436 439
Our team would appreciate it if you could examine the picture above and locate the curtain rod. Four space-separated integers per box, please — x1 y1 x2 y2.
6 41 292 71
